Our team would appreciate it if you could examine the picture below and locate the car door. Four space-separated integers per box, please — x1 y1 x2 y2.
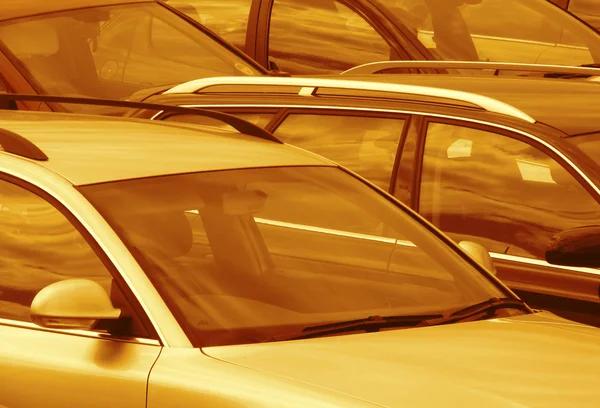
0 175 161 408
405 118 600 326
256 0 406 74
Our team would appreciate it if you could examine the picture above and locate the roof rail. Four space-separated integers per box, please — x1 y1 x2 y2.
0 93 282 144
340 60 600 77
164 76 536 123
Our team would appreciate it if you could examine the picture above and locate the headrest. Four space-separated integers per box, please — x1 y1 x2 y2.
0 20 60 57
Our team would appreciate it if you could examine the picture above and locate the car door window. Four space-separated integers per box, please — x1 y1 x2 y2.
419 122 600 260
0 180 114 324
268 0 392 75
272 113 405 190
166 0 253 51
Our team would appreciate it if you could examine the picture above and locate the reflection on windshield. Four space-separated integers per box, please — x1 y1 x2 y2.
381 0 600 66
81 166 503 347
0 3 259 113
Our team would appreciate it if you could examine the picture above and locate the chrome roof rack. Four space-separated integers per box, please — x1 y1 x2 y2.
164 76 536 123
340 60 600 76
0 93 282 144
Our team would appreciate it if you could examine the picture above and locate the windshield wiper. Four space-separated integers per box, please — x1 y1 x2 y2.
263 313 444 342
416 297 531 328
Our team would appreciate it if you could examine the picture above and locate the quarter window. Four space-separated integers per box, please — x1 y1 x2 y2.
272 113 405 191
419 123 600 259
0 180 113 323
268 0 392 74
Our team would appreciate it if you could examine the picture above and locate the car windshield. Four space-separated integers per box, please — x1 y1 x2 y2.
0 2 260 114
380 0 600 66
80 165 505 347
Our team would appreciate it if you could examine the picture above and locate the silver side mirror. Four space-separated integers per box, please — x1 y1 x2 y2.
459 241 497 276
30 279 121 331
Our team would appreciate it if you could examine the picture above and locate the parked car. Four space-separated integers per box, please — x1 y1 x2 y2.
2 96 600 407
552 0 600 32
129 70 600 327
165 0 600 75
0 0 267 114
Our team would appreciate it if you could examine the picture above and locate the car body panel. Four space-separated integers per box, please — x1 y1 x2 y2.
0 320 161 408
147 347 380 408
204 311 600 408
0 111 331 185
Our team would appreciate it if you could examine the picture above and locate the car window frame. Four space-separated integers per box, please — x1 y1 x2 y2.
0 172 160 344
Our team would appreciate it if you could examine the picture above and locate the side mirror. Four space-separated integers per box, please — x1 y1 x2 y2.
459 240 497 276
30 279 121 331
545 225 600 268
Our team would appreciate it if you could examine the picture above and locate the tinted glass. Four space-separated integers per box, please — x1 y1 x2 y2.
0 181 112 322
0 3 259 114
419 123 600 259
273 114 405 190
269 0 392 74
81 166 503 347
381 0 600 66
165 0 252 50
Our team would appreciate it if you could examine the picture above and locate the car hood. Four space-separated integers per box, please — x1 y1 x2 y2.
203 312 600 408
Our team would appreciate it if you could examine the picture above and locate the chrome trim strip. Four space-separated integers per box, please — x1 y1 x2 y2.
490 253 600 277
0 156 192 348
168 103 600 199
255 217 415 247
298 87 316 96
0 318 161 346
163 76 536 123
340 60 600 76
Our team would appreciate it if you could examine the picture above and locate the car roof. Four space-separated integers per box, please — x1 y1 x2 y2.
0 110 331 185
335 74 600 136
1 0 151 21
